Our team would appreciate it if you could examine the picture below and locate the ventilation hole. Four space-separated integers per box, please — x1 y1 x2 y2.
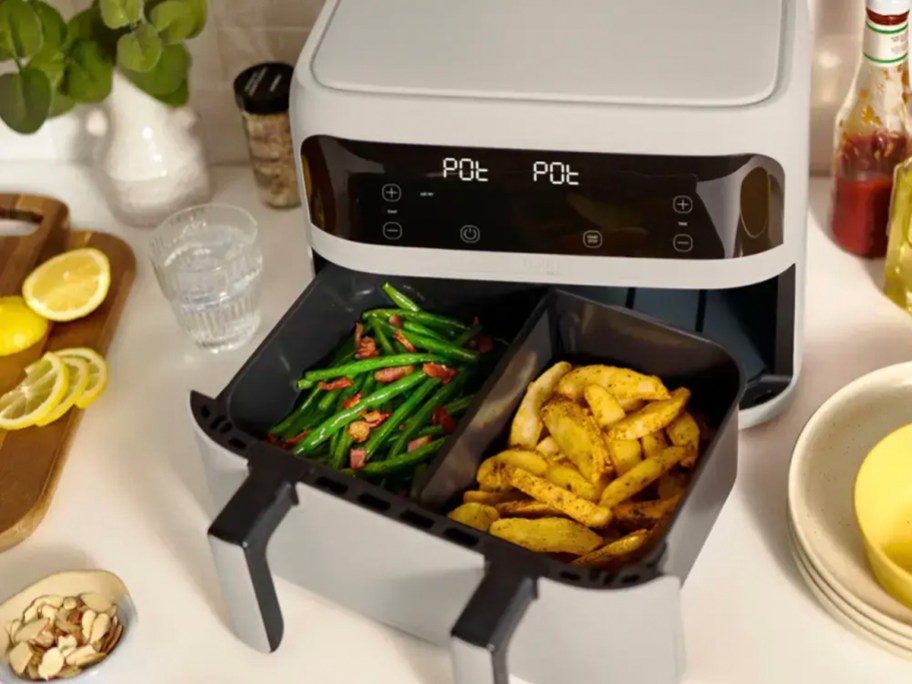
210 416 225 431
218 421 233 435
399 509 433 530
228 437 247 451
315 476 348 495
621 574 640 585
201 405 211 419
357 492 390 512
444 527 479 548
559 570 581 582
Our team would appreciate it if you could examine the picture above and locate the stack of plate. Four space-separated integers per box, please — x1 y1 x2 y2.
787 362 912 659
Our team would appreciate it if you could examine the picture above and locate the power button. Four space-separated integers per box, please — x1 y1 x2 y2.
460 225 481 244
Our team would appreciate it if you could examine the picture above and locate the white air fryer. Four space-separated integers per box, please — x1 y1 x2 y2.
291 0 810 428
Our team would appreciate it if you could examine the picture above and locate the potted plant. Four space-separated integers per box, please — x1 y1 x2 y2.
0 0 212 226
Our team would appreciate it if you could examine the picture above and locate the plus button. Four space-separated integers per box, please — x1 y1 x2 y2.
381 184 402 202
673 195 694 214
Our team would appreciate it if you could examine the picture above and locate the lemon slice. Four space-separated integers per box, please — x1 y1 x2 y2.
0 352 70 430
57 347 108 409
22 248 111 322
35 357 89 427
0 296 49 357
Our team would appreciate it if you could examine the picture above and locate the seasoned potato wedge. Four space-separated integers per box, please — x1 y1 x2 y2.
613 497 681 528
490 517 603 555
666 411 700 468
618 398 646 412
657 470 689 500
583 385 626 429
606 388 691 441
572 529 650 568
557 365 670 402
506 466 612 528
509 361 573 448
547 464 601 501
599 446 688 508
448 503 500 532
606 439 643 476
463 490 526 506
540 397 610 481
477 449 550 491
641 430 670 460
495 500 563 518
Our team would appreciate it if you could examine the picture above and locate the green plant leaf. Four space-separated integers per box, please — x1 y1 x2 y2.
0 0 43 59
99 0 141 29
184 0 206 38
0 67 51 134
48 88 75 117
149 0 194 45
124 42 188 95
155 78 187 107
67 6 119 58
31 1 66 54
61 39 113 103
117 22 161 72
29 48 65 88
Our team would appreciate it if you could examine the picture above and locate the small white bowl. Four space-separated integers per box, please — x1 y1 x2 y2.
0 570 136 681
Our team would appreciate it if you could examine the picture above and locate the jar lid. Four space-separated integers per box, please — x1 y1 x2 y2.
868 0 911 15
233 62 295 115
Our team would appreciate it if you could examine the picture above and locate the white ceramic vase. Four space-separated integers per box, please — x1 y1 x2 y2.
88 72 213 227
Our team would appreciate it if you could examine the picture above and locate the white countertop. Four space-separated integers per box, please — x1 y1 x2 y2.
1 165 911 684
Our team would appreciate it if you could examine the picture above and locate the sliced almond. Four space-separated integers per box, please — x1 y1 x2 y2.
66 645 99 667
89 613 110 645
101 621 123 654
22 605 39 623
56 634 78 651
80 610 96 643
62 598 77 611
9 641 33 675
79 593 112 614
33 628 56 649
14 618 49 644
40 604 59 621
27 661 40 680
38 647 65 680
7 618 22 639
34 595 64 610
58 664 83 679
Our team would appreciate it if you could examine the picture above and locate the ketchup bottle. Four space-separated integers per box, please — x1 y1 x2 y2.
830 0 912 258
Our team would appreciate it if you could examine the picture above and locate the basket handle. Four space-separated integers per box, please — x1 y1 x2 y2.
450 565 537 684
207 464 297 653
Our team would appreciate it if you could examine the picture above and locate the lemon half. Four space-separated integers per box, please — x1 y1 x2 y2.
22 248 111 322
0 296 48 356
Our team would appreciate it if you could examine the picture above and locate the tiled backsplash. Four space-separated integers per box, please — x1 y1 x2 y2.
0 0 324 163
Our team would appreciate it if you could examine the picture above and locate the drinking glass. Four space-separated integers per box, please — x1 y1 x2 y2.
149 204 264 353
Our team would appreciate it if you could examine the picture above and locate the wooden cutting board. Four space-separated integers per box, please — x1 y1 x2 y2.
0 194 136 552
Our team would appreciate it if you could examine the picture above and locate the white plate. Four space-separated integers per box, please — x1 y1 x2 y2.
788 514 912 649
788 523 912 660
787 362 912 635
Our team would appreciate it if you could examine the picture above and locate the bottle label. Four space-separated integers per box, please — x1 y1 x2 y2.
864 19 909 66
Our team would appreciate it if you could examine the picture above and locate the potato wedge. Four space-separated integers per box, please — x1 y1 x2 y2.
535 436 562 459
506 466 612 528
557 365 670 402
547 464 601 501
666 411 700 468
641 430 670 460
606 388 691 441
463 490 526 506
572 529 650 568
448 503 500 532
583 385 626 429
657 470 689 500
490 517 603 555
509 361 573 448
598 446 688 508
540 397 610 481
618 398 646 412
613 497 681 528
495 500 563 517
606 439 643 476
477 449 550 491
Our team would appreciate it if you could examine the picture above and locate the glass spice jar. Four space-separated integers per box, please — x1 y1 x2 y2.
233 62 301 209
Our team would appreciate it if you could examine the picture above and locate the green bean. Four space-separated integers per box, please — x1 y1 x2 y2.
382 282 422 312
369 318 395 355
453 325 481 347
351 438 445 477
362 377 440 460
389 372 469 458
318 387 342 411
363 308 470 333
293 372 427 454
270 387 320 438
297 354 443 389
403 320 452 341
374 321 479 364
417 424 444 438
327 376 367 459
330 428 355 469
442 395 475 416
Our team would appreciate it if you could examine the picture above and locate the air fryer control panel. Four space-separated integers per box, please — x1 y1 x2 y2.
301 136 785 260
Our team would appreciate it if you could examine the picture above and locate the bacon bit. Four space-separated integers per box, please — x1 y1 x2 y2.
408 436 432 452
350 449 367 470
423 362 457 384
266 434 280 444
341 393 362 409
347 421 372 443
354 322 364 348
432 407 457 434
360 410 390 427
284 430 312 447
374 365 415 383
388 314 403 328
475 335 494 353
357 336 379 359
317 377 354 391
394 329 416 352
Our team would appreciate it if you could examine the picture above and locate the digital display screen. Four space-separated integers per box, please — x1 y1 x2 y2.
300 136 783 260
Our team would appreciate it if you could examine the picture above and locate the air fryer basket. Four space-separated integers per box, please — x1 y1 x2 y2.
193 266 743 684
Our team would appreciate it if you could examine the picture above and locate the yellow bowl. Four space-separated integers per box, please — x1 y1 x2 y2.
854 423 912 610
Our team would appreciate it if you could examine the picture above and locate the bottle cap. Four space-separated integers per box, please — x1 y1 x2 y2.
233 62 294 115
868 0 911 16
